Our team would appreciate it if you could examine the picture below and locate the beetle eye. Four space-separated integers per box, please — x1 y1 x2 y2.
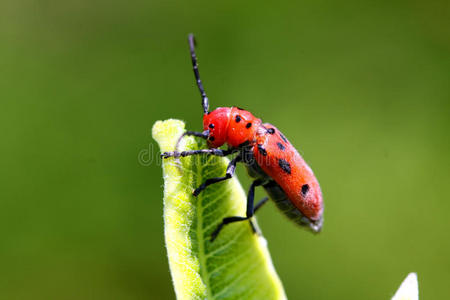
301 184 309 196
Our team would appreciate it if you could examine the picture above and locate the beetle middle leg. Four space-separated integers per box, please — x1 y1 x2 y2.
211 179 269 241
192 155 241 196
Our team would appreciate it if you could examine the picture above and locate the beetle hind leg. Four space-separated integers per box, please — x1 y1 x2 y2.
210 180 269 242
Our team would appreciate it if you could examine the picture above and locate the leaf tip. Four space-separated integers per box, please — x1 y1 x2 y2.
152 119 186 152
392 272 418 300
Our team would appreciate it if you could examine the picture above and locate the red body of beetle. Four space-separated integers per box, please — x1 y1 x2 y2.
203 107 323 223
162 35 323 238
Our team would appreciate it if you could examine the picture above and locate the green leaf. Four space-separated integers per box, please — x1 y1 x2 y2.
152 119 287 300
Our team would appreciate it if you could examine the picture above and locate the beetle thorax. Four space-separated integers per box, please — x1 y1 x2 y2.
203 107 262 149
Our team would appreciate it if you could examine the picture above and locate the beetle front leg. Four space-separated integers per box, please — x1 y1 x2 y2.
174 130 209 152
161 148 233 159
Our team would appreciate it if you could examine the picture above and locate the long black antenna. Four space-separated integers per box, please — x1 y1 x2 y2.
188 34 209 114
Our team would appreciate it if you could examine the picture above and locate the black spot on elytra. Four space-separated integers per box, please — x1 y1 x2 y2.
301 184 309 196
246 122 252 129
276 142 285 150
209 136 215 141
278 159 291 174
257 144 267 156
267 128 275 134
209 123 214 129
279 133 288 143
235 115 241 123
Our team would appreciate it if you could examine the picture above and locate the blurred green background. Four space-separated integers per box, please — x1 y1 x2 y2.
1 0 449 299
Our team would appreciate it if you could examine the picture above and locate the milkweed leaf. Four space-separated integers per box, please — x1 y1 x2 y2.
152 119 287 300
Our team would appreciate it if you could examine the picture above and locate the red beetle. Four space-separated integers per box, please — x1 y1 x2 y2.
162 34 323 241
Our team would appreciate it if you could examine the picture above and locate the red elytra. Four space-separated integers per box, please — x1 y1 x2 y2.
162 35 323 240
203 108 323 222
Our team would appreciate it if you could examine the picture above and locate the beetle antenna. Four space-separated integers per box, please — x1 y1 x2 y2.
188 34 209 115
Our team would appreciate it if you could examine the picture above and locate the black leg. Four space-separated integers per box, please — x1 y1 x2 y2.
211 180 270 241
161 148 233 159
211 216 248 241
254 196 269 213
182 130 209 139
244 180 263 218
174 130 209 154
248 196 269 235
192 155 240 196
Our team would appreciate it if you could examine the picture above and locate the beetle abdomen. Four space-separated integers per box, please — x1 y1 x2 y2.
253 124 323 222
242 147 322 232
263 180 322 232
